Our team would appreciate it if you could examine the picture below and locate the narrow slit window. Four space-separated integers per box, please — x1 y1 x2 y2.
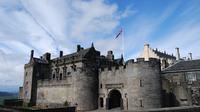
53 74 55 79
140 79 143 87
60 73 62 80
100 84 103 88
140 99 143 107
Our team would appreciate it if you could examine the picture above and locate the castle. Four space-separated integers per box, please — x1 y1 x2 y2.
20 43 200 111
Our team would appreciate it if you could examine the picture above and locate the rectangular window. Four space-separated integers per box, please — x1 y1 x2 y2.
52 74 55 79
60 73 62 80
63 67 67 79
140 99 143 107
186 72 197 82
139 79 143 87
100 84 103 88
100 97 103 108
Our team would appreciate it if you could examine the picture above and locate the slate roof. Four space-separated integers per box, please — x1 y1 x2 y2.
153 49 176 59
162 59 200 73
52 47 93 61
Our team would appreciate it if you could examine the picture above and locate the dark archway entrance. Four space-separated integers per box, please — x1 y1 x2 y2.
107 89 122 109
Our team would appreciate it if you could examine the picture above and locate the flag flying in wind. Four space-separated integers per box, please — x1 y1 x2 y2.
115 28 123 39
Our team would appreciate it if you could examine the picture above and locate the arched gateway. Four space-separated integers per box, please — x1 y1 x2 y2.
106 89 123 109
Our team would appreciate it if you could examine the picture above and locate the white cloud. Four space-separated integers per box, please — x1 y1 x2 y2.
0 0 134 89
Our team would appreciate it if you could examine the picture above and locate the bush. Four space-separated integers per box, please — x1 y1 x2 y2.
64 100 68 106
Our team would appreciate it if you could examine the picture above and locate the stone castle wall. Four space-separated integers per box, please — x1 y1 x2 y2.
99 58 162 110
23 64 34 105
36 62 98 111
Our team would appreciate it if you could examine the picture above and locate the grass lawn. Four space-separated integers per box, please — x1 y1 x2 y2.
0 95 17 105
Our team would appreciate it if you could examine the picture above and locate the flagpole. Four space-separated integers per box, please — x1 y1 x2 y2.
122 27 125 57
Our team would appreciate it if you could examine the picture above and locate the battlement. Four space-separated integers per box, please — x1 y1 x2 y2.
99 58 160 74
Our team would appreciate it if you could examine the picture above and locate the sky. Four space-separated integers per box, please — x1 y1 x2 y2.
0 0 200 92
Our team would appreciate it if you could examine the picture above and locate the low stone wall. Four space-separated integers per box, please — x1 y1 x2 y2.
0 105 75 112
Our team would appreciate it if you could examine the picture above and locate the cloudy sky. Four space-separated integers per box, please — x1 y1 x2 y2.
0 0 200 92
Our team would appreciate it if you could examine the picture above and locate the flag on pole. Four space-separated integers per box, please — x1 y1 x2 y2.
115 28 123 39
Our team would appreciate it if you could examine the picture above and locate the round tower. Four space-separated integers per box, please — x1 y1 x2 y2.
126 58 161 110
74 65 98 111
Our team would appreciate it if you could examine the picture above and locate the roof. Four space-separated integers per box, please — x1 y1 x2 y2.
52 47 94 61
33 58 49 64
162 59 200 73
153 49 176 59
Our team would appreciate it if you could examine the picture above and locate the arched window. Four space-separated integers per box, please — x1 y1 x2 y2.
52 74 55 79
100 97 104 108
60 73 63 80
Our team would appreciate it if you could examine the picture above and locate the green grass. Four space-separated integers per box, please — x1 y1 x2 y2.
0 95 17 105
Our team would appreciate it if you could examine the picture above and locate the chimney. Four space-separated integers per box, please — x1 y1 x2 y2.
30 50 34 60
107 51 114 61
77 45 81 52
144 43 149 48
144 43 150 61
175 47 180 60
60 51 63 57
189 53 192 60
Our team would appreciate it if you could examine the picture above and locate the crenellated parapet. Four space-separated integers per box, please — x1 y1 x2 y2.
99 57 162 110
99 58 160 74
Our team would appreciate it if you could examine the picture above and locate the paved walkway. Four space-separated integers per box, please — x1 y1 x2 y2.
88 107 122 112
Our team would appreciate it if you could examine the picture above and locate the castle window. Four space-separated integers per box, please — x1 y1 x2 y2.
52 74 55 79
100 84 103 88
100 97 104 108
67 72 71 75
186 72 197 82
63 67 67 79
60 73 62 80
140 99 143 107
71 65 77 71
74 65 77 71
139 79 143 87
25 72 28 76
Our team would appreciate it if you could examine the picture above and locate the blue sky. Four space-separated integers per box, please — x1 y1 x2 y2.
0 0 200 92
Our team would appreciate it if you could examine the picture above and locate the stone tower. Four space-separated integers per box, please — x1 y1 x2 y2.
99 58 162 110
23 50 37 106
23 50 50 106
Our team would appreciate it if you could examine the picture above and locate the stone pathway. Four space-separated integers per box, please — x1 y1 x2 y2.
88 107 122 112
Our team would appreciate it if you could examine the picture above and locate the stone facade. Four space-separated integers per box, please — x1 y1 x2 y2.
99 58 161 110
162 60 200 107
20 44 200 111
139 43 176 70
